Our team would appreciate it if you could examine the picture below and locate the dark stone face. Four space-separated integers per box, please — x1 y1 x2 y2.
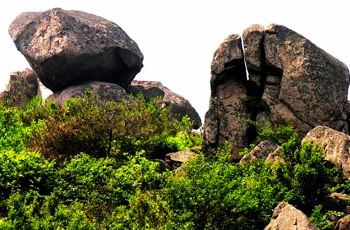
9 8 143 92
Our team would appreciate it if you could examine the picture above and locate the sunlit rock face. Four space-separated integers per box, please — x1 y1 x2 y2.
204 24 350 158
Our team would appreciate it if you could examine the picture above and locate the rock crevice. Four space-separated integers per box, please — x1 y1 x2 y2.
204 24 350 156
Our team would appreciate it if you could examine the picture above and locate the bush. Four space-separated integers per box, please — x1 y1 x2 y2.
0 94 349 229
0 103 43 152
28 94 195 160
0 150 55 201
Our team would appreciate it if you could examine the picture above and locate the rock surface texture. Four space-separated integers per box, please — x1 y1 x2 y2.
165 150 197 166
9 8 143 92
48 81 128 104
204 24 350 157
0 69 40 106
203 34 250 158
240 140 279 163
264 202 318 230
335 215 350 230
128 80 202 129
302 126 350 179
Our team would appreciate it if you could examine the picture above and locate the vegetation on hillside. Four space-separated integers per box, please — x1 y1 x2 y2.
0 95 349 229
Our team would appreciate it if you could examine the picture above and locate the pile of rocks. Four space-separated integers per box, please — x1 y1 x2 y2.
6 8 201 128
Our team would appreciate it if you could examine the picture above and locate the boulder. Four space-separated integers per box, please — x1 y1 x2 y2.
204 24 350 157
203 34 250 158
265 146 283 164
0 69 40 107
48 81 128 104
264 202 318 230
302 126 350 179
335 215 350 230
128 80 202 129
9 8 143 92
240 140 279 163
261 24 349 136
165 150 197 167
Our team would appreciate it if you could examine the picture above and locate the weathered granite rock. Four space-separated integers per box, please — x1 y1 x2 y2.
335 215 350 230
264 202 318 230
128 80 202 129
9 8 143 92
266 146 283 164
49 81 128 104
242 24 265 72
204 24 350 157
261 24 349 136
240 140 279 163
165 150 197 166
302 126 350 179
0 69 40 106
203 34 250 158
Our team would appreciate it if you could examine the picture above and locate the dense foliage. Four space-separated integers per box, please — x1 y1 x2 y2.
0 95 349 229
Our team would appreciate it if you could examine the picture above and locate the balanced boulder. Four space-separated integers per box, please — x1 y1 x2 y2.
0 69 40 107
128 80 202 129
48 81 128 104
9 8 143 92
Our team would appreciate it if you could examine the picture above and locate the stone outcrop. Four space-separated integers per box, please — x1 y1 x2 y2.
302 126 350 179
259 24 349 135
0 69 40 107
240 140 279 163
335 215 350 230
264 202 318 230
128 80 202 129
9 8 143 92
203 34 250 158
204 24 350 157
48 81 128 104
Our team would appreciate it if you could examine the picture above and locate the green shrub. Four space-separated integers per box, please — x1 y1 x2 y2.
310 205 345 230
0 103 43 152
1 191 97 230
28 95 194 159
0 93 349 229
0 150 55 201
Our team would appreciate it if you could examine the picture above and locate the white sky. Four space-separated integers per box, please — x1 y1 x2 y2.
1 0 349 121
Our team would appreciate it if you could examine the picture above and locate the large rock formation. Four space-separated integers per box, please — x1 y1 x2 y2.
302 126 350 179
204 24 350 156
264 202 318 230
48 81 128 104
128 80 202 129
9 8 143 92
256 24 349 135
0 69 40 107
203 34 250 157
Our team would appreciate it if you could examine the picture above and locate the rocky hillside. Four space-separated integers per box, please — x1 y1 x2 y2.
0 7 349 230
